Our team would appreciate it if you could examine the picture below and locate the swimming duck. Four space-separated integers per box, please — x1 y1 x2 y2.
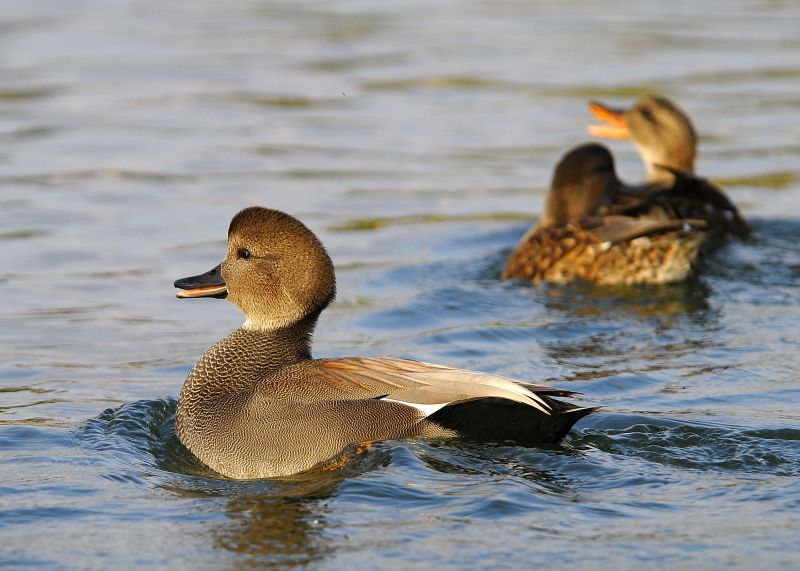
501 143 708 286
174 207 595 479
588 95 750 238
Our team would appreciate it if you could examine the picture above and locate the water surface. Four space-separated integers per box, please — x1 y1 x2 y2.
2 0 800 568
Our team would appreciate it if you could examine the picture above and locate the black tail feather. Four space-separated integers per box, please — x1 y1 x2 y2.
428 396 597 444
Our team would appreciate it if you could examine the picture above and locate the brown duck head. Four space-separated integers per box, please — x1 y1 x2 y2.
174 207 336 331
536 143 621 229
588 95 697 182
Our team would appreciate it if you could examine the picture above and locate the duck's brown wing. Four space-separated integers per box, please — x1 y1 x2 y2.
288 357 570 414
587 215 706 243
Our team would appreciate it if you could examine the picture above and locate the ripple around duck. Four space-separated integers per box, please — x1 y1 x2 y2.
74 398 216 480
71 397 800 491
72 398 398 489
574 415 800 477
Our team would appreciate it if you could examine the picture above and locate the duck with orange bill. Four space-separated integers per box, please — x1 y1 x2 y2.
588 95 750 238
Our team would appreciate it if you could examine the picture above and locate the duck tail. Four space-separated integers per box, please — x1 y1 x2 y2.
427 395 598 444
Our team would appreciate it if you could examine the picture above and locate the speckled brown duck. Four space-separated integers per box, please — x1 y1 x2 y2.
173 207 595 479
501 143 708 286
588 95 750 238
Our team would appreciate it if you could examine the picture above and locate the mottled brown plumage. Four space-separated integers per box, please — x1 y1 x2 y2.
502 144 708 286
174 207 595 479
503 216 707 286
588 95 750 238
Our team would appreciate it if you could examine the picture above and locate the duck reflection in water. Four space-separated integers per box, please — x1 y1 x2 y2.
160 463 353 567
523 277 718 388
145 400 396 566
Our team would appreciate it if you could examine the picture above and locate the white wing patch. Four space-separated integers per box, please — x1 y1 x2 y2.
381 398 449 418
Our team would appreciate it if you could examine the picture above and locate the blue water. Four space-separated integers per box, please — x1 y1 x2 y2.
2 0 800 568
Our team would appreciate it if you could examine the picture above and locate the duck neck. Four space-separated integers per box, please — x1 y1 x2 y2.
179 312 319 402
243 314 318 367
648 163 677 184
642 142 695 183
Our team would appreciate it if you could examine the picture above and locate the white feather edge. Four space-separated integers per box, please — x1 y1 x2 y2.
365 359 552 415
380 398 450 417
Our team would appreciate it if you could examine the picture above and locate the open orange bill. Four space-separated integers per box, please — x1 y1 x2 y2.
588 101 630 139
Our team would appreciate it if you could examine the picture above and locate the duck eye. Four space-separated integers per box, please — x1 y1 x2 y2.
641 106 655 122
238 248 251 259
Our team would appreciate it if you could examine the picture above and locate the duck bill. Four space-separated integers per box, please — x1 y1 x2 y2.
588 101 630 139
174 263 228 299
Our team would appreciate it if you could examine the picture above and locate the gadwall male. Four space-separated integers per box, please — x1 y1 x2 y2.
174 207 595 479
588 96 750 238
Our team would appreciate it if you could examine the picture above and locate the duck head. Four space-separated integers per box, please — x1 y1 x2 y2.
537 143 619 229
588 95 696 182
174 207 336 331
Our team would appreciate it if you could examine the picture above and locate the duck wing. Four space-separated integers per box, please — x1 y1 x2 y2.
657 166 751 238
586 215 706 244
605 181 673 215
610 167 749 238
293 357 577 415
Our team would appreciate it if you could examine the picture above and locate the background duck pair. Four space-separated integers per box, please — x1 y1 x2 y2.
174 96 748 479
503 95 749 286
